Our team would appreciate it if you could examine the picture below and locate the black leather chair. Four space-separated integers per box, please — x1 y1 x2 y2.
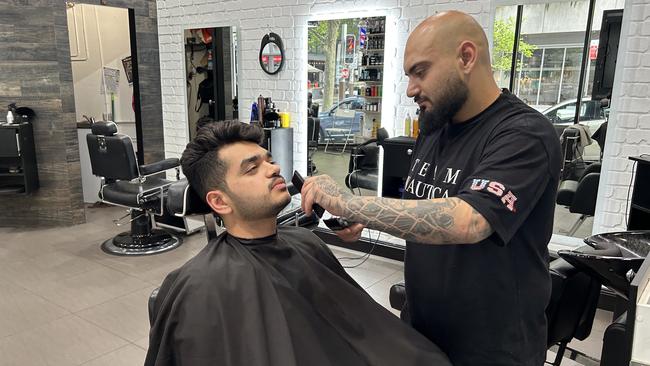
556 163 601 236
344 128 388 192
87 121 182 256
389 256 601 366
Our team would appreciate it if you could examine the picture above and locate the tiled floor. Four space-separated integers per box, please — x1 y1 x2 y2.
0 204 607 365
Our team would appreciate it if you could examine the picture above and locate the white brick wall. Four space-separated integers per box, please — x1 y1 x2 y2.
155 0 489 176
156 0 648 236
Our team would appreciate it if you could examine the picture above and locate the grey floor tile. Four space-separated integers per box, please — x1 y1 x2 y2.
27 266 151 313
80 344 147 366
0 314 128 366
134 336 149 351
0 280 70 339
76 286 155 343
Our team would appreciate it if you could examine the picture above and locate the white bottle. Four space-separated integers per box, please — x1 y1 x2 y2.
6 110 13 124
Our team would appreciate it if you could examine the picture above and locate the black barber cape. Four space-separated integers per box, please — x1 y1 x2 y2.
403 90 562 365
145 225 451 366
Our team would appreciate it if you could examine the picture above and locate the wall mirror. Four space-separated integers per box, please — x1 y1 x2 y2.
184 26 239 140
259 32 284 75
305 16 387 198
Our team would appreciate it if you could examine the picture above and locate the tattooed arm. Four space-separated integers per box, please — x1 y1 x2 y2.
301 175 493 245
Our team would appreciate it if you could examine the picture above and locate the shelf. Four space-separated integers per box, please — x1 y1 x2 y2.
363 110 382 114
361 96 383 99
360 64 384 68
356 80 383 83
364 48 384 52
0 173 24 177
367 33 385 37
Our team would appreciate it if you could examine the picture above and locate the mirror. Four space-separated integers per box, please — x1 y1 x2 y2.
184 26 239 140
259 32 284 75
306 17 387 198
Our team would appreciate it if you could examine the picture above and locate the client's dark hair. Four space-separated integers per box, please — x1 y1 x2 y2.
181 120 264 200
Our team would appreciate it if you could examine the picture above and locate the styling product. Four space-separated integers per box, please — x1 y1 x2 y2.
412 109 420 138
404 112 412 137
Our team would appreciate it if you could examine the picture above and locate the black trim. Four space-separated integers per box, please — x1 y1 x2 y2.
213 28 226 121
509 5 523 93
574 0 597 125
128 8 144 165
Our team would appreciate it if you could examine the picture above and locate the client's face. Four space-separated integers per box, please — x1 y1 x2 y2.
220 142 291 220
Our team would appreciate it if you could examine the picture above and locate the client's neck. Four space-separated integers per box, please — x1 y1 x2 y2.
225 217 277 239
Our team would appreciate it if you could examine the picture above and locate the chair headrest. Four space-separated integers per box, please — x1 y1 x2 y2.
166 179 212 216
91 121 118 136
377 128 389 143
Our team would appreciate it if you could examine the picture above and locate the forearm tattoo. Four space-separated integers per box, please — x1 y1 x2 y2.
341 196 493 245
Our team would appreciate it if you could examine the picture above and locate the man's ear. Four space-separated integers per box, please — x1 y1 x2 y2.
457 41 478 74
205 190 233 216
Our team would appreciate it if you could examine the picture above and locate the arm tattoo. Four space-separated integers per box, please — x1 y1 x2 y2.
341 196 493 245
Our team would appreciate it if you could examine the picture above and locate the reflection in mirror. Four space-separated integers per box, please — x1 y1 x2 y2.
493 0 622 239
185 26 239 140
306 17 386 199
259 33 284 74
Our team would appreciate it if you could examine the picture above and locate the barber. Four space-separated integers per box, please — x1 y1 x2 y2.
301 11 562 366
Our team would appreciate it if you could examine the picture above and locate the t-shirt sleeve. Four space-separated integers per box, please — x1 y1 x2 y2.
456 125 552 245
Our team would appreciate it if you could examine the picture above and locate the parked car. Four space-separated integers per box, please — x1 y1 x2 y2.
542 98 606 162
318 96 366 143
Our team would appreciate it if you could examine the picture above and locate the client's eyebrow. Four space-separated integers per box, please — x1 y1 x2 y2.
239 152 273 172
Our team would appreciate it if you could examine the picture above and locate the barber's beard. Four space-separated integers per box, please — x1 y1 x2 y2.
419 74 469 136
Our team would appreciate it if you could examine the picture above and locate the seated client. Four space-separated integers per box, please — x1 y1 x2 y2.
145 121 451 366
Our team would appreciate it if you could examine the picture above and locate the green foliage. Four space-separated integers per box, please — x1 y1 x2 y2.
492 17 536 72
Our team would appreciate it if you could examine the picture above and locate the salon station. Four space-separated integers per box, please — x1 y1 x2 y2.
0 0 649 365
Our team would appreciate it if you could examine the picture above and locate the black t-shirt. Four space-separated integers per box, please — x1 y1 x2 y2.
402 90 562 365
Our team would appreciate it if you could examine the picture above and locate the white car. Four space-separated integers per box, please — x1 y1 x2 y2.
542 99 606 162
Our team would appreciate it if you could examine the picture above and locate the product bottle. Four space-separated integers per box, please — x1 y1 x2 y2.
412 109 420 138
6 103 16 124
404 112 412 137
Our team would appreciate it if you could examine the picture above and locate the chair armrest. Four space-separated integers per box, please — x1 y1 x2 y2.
139 158 180 176
556 180 578 206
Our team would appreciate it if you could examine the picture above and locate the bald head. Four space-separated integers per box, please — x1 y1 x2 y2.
405 11 491 69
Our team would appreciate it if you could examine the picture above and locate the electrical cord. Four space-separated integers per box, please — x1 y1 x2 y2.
339 229 381 269
337 145 382 268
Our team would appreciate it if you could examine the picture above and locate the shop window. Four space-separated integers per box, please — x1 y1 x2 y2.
494 0 623 239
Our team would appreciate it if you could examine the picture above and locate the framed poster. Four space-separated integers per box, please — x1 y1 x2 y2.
122 56 133 84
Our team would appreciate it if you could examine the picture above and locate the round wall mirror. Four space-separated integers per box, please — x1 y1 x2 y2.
259 32 284 75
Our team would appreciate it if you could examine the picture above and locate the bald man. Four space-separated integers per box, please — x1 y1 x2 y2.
300 11 562 365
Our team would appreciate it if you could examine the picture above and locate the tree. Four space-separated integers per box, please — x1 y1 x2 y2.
492 18 536 75
309 20 340 109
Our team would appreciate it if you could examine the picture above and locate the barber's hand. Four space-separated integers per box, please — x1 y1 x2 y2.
335 223 365 242
301 174 351 217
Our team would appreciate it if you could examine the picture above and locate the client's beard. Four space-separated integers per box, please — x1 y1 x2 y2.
418 74 469 136
231 191 291 221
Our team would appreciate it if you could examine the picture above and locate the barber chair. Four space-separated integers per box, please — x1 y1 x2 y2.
307 117 320 175
558 231 650 366
559 127 583 181
388 255 602 365
344 128 388 193
556 163 601 236
87 121 182 256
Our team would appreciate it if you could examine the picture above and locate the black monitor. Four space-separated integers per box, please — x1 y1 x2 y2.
0 129 18 158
